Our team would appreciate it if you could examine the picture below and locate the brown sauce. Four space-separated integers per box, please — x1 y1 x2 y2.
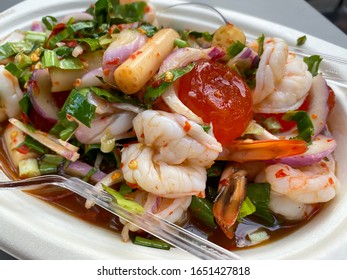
23 182 321 251
0 135 321 251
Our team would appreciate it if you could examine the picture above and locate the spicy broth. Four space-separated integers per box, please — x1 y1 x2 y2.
0 136 321 251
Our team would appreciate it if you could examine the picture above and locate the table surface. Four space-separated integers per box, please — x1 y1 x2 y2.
0 0 346 260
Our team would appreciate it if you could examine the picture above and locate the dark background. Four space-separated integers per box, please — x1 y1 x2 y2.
307 0 347 34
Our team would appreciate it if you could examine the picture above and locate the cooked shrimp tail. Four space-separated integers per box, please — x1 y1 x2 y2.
213 166 247 239
218 139 307 162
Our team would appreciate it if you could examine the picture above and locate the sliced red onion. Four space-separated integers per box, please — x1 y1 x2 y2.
64 160 107 183
27 69 59 122
77 67 105 89
162 84 204 124
59 12 94 24
86 92 144 115
87 92 118 115
102 29 147 80
157 46 225 76
111 103 144 114
31 21 44 32
307 74 330 139
270 134 336 167
227 47 259 72
74 112 136 144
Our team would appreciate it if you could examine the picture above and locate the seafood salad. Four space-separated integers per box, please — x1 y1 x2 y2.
0 0 340 251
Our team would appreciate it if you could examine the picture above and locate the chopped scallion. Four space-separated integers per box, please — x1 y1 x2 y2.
5 62 22 77
42 16 58 31
41 154 65 165
15 52 33 69
282 110 314 143
83 167 97 182
174 38 189 48
19 135 47 154
103 184 144 214
133 236 171 250
39 163 58 175
263 117 282 133
248 230 269 245
18 158 41 178
227 40 245 58
25 31 47 43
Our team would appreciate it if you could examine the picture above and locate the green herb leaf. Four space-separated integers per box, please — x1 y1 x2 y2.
113 1 147 22
227 40 245 58
75 38 101 51
237 196 256 222
296 35 307 46
188 31 213 41
257 33 265 56
19 93 31 115
48 21 95 48
201 125 211 133
138 24 158 37
59 88 96 127
207 163 223 177
246 182 274 225
119 183 133 196
54 46 73 57
42 16 58 31
282 110 314 143
144 63 195 106
303 55 322 77
189 196 217 229
94 0 111 27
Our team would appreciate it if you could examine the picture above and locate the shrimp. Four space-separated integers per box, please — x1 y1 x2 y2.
120 190 191 241
132 110 222 166
268 191 316 221
213 166 247 239
121 110 222 197
0 65 23 122
251 37 312 113
264 160 339 204
121 143 207 198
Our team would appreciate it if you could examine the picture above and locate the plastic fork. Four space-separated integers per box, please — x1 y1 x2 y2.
0 174 242 260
